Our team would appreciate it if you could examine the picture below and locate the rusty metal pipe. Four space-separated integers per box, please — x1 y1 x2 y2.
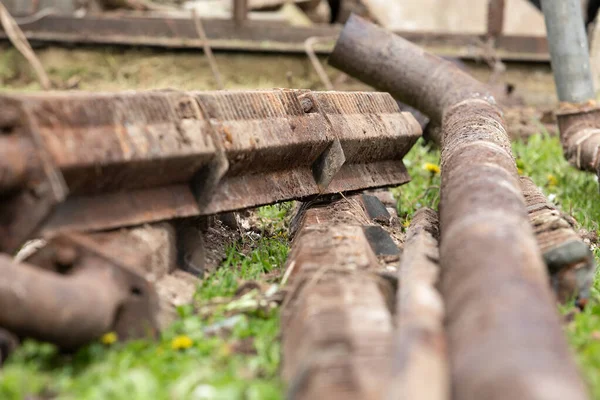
329 15 588 400
0 254 124 350
521 176 596 304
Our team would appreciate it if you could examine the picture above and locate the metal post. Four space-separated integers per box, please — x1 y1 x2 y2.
233 0 248 26
487 0 505 40
541 0 595 102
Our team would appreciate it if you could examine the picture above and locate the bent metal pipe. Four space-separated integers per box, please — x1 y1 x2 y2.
329 15 588 400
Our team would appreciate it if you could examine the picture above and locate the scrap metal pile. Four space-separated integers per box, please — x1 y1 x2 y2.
0 88 421 349
1 1 600 400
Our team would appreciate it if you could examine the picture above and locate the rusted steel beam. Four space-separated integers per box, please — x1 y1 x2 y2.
521 176 596 304
329 15 589 400
0 89 420 253
556 102 600 176
388 208 448 400
282 194 401 400
0 13 550 61
0 232 159 350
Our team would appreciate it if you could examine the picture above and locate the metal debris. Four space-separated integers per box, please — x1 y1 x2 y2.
329 15 589 400
0 215 243 347
556 102 600 176
0 232 160 350
521 176 596 305
0 89 420 254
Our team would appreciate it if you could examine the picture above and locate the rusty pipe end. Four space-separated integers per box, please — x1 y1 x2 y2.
556 102 600 173
329 15 497 124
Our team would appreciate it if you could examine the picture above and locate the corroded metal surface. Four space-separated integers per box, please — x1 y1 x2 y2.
556 103 600 175
0 232 159 350
0 89 420 253
330 15 589 400
388 208 448 400
521 176 596 304
282 194 402 399
0 13 550 61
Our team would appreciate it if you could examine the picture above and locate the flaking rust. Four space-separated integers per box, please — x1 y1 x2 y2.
521 177 596 304
282 193 402 400
0 89 420 253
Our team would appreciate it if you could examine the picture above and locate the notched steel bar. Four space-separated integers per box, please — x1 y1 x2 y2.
0 89 420 253
282 194 401 400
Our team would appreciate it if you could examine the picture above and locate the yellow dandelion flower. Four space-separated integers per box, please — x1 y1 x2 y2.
423 163 440 175
402 219 411 228
517 167 524 176
547 174 558 187
101 332 118 345
171 335 193 350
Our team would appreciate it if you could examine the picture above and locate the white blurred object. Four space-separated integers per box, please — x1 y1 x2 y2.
362 0 547 35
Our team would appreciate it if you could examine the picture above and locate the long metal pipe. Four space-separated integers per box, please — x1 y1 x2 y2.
541 0 595 102
329 15 588 400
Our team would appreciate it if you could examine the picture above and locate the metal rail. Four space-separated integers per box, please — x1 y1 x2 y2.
282 193 400 399
0 89 421 254
0 232 159 350
329 15 588 400
0 12 550 61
